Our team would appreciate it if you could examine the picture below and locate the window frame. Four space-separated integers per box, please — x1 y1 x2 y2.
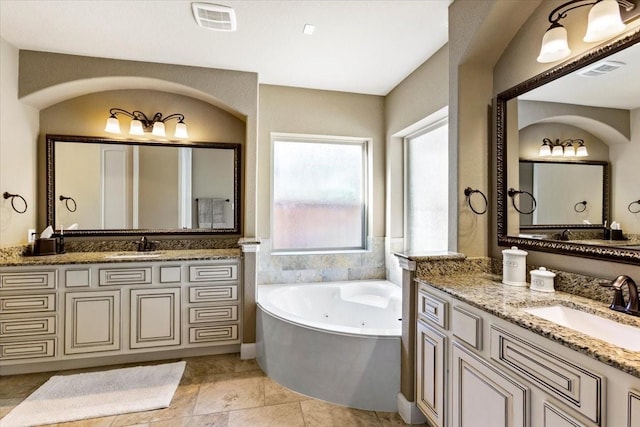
270 133 371 254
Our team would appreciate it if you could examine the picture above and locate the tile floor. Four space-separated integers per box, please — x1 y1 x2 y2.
0 353 427 426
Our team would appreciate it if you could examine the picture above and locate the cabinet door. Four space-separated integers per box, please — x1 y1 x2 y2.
416 320 446 427
65 290 121 354
452 343 529 427
130 288 180 349
630 390 640 427
542 402 586 427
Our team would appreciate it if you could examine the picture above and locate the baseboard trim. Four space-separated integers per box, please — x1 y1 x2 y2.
397 393 427 425
240 343 256 360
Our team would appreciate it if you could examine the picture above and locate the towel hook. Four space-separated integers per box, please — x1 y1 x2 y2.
629 199 640 214
463 187 488 215
573 200 587 213
3 192 28 214
507 188 537 215
59 195 77 212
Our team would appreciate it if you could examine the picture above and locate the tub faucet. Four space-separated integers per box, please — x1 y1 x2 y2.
602 275 639 317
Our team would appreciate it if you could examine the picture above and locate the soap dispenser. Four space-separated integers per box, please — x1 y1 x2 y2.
502 246 528 287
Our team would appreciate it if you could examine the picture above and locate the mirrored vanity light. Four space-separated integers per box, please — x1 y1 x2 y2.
104 108 189 139
537 0 632 63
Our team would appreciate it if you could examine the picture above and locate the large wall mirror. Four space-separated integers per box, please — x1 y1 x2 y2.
497 30 640 264
46 135 241 236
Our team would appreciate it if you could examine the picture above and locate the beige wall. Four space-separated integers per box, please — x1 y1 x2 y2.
0 38 39 247
257 84 385 239
611 108 640 233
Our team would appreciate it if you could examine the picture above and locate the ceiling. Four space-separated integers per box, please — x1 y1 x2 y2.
0 0 451 96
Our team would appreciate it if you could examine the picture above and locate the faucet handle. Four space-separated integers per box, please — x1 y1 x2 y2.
599 280 626 312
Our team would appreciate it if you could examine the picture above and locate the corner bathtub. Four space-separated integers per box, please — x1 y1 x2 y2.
256 280 401 411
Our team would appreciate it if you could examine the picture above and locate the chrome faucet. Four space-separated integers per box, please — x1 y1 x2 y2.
602 275 639 317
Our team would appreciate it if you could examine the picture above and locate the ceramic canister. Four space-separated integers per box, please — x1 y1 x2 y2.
502 246 528 287
530 267 556 293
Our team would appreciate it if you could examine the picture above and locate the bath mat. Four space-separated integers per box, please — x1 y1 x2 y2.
1 361 186 427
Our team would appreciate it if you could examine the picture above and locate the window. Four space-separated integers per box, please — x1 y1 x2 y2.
272 135 369 252
405 118 449 252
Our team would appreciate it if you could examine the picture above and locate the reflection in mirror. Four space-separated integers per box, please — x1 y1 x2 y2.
496 31 640 264
47 135 241 236
518 160 607 227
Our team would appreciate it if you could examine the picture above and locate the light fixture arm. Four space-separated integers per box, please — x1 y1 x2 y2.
546 0 600 26
107 108 186 133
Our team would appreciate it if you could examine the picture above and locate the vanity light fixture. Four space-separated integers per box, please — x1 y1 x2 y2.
539 138 589 157
104 108 189 139
537 0 635 63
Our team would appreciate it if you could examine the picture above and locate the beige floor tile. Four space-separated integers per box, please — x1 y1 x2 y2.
149 412 228 427
228 402 304 427
300 400 382 427
0 371 53 399
0 397 22 419
264 377 311 405
376 411 428 426
54 415 118 426
193 375 264 415
111 384 199 426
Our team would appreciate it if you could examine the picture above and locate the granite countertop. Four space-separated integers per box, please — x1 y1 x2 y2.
417 273 640 378
0 248 242 267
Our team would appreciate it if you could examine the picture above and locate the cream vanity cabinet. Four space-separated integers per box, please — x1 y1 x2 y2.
0 258 241 373
416 282 640 427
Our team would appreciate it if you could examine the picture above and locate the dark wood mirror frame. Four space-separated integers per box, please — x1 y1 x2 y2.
496 30 640 265
46 134 242 236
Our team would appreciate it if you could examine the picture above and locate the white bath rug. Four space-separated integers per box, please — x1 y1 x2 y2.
1 361 186 427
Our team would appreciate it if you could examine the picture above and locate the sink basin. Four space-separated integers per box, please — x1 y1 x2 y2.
523 305 640 351
105 253 162 259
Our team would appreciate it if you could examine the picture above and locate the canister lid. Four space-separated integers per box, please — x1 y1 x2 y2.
530 266 556 278
502 246 528 256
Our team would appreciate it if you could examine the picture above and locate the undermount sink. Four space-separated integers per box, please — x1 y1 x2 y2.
105 252 162 259
523 305 640 352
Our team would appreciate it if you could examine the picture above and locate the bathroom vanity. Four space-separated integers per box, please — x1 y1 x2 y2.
0 250 243 375
414 269 640 427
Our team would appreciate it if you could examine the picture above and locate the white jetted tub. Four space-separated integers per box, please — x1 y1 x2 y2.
256 280 401 411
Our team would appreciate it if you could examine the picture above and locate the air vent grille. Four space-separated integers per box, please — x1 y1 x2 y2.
577 60 625 77
192 3 236 31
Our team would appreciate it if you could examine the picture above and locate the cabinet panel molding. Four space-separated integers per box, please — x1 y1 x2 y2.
65 290 121 354
0 316 56 337
0 338 56 360
417 319 446 427
543 402 587 427
130 288 181 348
189 324 238 343
418 285 448 329
452 343 529 427
189 264 237 282
630 390 640 427
189 306 238 324
452 305 482 350
189 285 238 303
99 267 151 286
1 294 56 313
490 326 602 425
65 269 91 288
0 271 56 290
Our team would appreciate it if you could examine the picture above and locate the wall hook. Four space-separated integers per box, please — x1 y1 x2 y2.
463 187 488 215
507 188 537 215
573 200 587 213
59 195 77 212
629 199 640 214
3 192 28 214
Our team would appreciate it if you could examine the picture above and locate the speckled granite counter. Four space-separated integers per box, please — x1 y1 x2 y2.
416 272 640 378
0 248 242 267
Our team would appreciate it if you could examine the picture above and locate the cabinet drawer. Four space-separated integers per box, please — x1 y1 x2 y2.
490 326 603 425
0 316 56 337
189 264 237 282
452 305 482 350
0 271 56 290
65 269 91 288
189 305 238 324
418 286 448 329
189 285 238 303
0 294 56 313
99 267 151 286
0 338 56 360
189 324 238 343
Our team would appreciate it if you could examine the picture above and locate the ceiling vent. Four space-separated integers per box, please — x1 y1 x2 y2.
577 60 626 77
192 3 236 31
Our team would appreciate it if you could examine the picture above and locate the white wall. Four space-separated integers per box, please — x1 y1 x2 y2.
0 38 39 247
